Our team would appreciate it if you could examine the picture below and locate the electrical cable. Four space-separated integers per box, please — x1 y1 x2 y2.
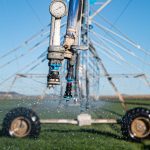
112 0 133 27
25 0 44 27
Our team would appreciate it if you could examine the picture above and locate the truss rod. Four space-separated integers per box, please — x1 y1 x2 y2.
0 37 49 70
89 0 112 20
91 40 121 65
91 40 123 64
91 36 148 73
91 31 150 66
93 20 150 57
89 41 127 110
0 51 47 86
0 24 50 60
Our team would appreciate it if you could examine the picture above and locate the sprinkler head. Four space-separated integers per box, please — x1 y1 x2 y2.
47 71 60 86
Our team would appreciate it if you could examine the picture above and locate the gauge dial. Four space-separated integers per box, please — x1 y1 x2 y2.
50 0 67 18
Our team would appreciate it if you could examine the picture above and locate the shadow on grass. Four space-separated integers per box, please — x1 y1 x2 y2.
141 139 150 150
142 145 150 150
0 130 3 137
43 128 123 141
81 128 123 140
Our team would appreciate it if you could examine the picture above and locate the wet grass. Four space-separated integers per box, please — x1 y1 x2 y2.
0 99 149 150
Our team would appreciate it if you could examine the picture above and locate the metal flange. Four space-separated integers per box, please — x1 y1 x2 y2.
48 46 65 60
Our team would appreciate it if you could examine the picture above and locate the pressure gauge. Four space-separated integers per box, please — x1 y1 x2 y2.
50 0 67 18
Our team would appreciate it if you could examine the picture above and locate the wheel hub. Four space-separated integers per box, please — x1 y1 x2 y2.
10 117 31 137
131 117 150 138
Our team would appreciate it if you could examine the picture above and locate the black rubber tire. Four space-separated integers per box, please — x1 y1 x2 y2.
2 107 41 138
121 107 150 142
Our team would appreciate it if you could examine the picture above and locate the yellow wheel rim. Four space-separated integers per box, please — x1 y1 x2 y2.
131 117 150 138
10 117 31 138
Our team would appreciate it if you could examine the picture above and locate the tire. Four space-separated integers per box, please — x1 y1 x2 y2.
121 107 150 142
2 107 41 138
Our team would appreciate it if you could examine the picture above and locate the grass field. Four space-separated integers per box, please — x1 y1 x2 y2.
0 98 150 150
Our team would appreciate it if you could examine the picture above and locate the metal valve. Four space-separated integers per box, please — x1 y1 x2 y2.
47 46 65 86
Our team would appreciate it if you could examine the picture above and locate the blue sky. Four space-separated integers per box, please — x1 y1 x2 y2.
0 0 150 95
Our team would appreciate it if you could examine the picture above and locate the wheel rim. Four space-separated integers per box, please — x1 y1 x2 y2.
10 117 31 137
131 117 150 138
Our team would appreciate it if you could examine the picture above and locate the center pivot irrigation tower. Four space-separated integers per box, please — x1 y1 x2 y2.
47 0 89 97
1 0 150 142
47 0 126 109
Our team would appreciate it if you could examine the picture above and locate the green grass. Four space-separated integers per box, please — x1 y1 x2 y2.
0 99 150 150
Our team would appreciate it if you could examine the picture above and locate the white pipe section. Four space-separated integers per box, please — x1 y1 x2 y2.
40 119 78 125
92 119 117 124
50 17 55 45
40 119 118 125
53 19 61 46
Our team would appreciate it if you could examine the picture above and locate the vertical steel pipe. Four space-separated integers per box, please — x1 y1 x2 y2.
67 0 81 30
64 0 82 49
